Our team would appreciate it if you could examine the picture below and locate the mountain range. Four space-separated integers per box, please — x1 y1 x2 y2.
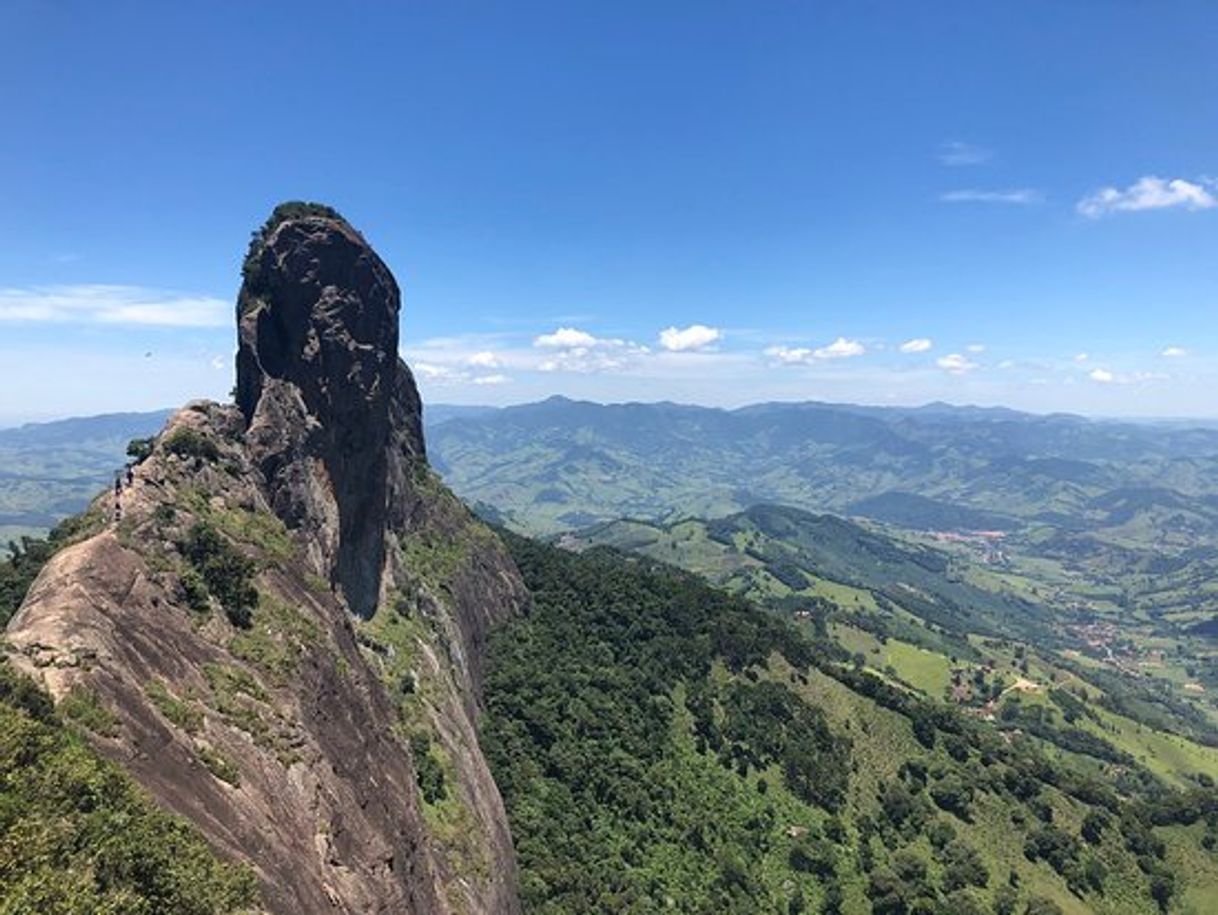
424 397 1218 538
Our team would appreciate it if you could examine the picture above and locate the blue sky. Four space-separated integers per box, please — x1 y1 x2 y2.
2 2 1217 423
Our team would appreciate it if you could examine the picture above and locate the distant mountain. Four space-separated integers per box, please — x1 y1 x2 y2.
0 409 171 542
421 403 500 426
0 410 172 445
424 396 1218 536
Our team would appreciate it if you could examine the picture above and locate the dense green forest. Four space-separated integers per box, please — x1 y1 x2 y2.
484 535 1218 914
0 660 258 913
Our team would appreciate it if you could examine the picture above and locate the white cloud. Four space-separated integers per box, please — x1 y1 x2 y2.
937 353 978 374
899 337 933 353
814 337 865 359
413 360 511 387
764 346 815 365
1161 346 1188 358
532 326 648 373
966 343 986 353
209 355 227 371
534 327 599 348
467 350 500 368
0 284 229 327
998 359 1016 369
765 337 866 365
1074 352 1089 363
1089 368 1115 383
414 362 460 381
940 189 1042 205
938 141 992 166
1077 176 1217 218
658 323 722 352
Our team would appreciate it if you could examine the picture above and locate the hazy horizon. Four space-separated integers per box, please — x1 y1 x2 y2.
7 391 1218 432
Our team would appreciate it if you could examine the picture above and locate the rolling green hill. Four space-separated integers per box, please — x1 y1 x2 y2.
426 398 1218 757
568 505 1051 643
566 505 1218 771
484 533 1218 914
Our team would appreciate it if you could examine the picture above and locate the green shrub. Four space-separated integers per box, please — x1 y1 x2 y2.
164 427 220 462
410 732 447 804
241 201 342 287
59 686 120 737
228 595 320 685
180 523 257 627
127 436 155 462
941 840 988 891
930 773 974 820
181 567 211 614
146 681 203 734
788 835 835 879
1024 896 1064 915
197 744 241 787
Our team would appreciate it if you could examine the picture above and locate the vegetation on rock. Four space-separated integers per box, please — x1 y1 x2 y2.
179 522 258 628
0 660 258 912
1 511 105 627
240 200 344 291
163 427 221 462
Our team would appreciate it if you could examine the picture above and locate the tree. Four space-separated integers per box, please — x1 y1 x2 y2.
179 523 257 627
930 774 974 820
1081 809 1109 845
1024 897 1064 915
941 840 988 892
127 436 155 462
993 885 1018 915
939 890 988 915
1149 873 1174 912
789 836 835 879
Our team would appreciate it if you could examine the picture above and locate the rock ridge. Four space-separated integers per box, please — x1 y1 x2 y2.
5 203 526 913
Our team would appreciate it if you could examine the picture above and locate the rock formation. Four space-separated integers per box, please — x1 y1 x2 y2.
5 204 527 913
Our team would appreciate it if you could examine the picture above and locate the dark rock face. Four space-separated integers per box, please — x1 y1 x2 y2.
6 206 526 913
237 214 422 618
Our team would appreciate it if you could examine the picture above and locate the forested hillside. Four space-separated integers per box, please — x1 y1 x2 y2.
483 535 1218 914
0 659 258 912
570 507 1218 783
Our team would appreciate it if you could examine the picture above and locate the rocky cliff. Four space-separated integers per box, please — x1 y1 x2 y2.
4 203 528 913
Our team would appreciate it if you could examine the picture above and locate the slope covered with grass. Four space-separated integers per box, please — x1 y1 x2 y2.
483 535 1218 914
